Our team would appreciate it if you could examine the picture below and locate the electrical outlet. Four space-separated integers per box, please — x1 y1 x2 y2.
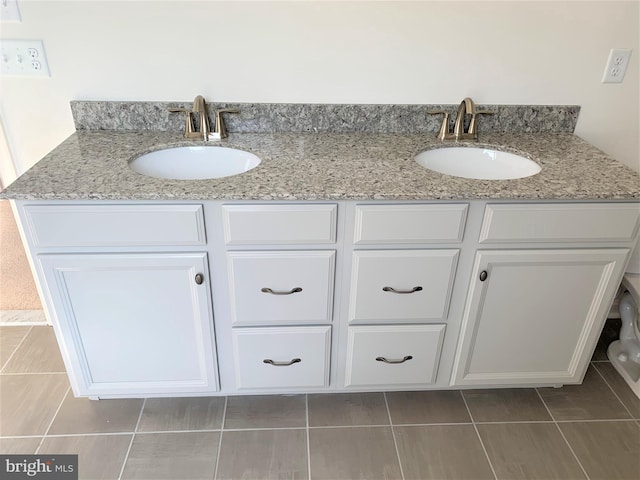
602 48 632 83
0 0 21 23
0 39 50 77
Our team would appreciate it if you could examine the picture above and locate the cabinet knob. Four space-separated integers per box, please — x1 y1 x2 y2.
195 273 204 285
479 270 488 282
382 286 423 294
261 287 303 295
263 358 302 367
376 355 413 364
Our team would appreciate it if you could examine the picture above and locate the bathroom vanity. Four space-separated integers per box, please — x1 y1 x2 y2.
3 103 639 399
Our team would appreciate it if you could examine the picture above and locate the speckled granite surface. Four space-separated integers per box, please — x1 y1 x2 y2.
71 101 580 134
2 130 638 201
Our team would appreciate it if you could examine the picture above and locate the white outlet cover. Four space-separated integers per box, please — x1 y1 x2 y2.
1 39 50 77
602 48 632 84
0 0 21 23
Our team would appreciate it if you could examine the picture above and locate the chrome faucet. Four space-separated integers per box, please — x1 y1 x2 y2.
429 97 493 141
169 95 239 141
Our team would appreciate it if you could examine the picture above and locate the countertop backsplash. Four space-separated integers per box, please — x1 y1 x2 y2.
70 101 580 135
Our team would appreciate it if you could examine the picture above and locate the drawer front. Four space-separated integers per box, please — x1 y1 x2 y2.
479 203 640 243
23 204 205 247
354 204 468 244
228 251 335 325
345 325 446 387
222 204 337 245
349 250 459 323
233 326 331 389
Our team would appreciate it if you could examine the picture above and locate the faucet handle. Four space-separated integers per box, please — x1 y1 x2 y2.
168 107 195 137
211 108 240 140
468 110 494 138
428 111 451 141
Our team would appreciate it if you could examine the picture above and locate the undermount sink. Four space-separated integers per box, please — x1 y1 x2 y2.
130 146 261 180
415 147 541 180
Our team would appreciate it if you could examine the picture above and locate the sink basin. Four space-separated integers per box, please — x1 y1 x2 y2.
415 147 541 180
130 146 261 180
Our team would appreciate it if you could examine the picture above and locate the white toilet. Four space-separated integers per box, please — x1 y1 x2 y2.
607 243 640 399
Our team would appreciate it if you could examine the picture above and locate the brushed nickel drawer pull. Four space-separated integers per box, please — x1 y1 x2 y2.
261 287 303 295
376 355 413 364
382 286 423 294
263 358 302 366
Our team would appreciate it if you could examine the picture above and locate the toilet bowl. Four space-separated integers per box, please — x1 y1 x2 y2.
607 273 640 399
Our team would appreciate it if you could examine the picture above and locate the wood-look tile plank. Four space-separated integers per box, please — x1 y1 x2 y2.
308 392 389 426
39 434 132 480
0 326 31 368
559 421 640 480
386 391 471 424
395 424 494 480
216 429 308 480
122 431 219 480
137 397 225 432
594 362 640 418
0 436 41 454
477 423 586 480
309 427 401 480
2 326 65 373
224 395 306 429
463 388 551 422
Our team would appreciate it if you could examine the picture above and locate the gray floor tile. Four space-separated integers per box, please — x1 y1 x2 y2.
0 374 68 436
477 423 586 480
217 429 307 480
559 421 640 480
137 397 225 432
308 392 389 426
224 395 306 429
39 434 132 480
386 390 471 424
395 424 494 480
0 436 41 454
538 365 631 420
309 426 401 480
594 362 640 418
0 326 31 367
47 391 143 435
463 388 552 422
2 326 65 374
122 431 219 480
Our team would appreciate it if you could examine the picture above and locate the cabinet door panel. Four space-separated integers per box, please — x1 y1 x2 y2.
452 249 629 386
39 253 218 396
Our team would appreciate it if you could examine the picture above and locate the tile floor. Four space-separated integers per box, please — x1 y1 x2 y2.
1 323 639 480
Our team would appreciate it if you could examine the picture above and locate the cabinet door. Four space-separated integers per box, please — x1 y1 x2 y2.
39 253 219 397
452 249 629 386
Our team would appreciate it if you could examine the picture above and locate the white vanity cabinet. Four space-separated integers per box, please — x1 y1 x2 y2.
220 204 337 391
18 204 220 398
343 203 467 388
451 203 640 387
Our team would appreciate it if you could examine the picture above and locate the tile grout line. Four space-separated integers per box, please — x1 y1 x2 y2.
460 391 498 480
212 396 227 480
591 362 637 420
117 397 146 480
534 388 590 480
383 392 405 480
305 394 311 480
34 384 70 454
0 325 33 373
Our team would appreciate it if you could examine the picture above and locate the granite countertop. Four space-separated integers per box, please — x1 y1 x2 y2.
2 130 639 201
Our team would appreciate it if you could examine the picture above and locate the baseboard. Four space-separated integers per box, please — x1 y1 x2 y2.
0 310 48 326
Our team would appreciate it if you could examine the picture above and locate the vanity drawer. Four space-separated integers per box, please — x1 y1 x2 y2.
354 204 468 244
23 204 206 248
479 203 640 243
345 325 446 387
348 250 459 323
222 204 337 245
232 326 331 389
227 251 335 325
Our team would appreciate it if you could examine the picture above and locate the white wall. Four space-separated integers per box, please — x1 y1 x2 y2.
1 0 638 185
